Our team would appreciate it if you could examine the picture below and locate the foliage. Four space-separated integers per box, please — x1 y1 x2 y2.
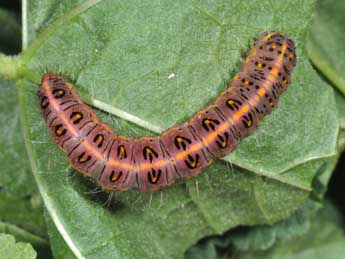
0 234 36 259
0 0 344 258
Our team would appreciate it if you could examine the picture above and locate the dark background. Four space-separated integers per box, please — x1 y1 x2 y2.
329 152 345 215
0 0 20 12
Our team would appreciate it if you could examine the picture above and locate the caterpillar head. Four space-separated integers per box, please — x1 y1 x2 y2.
41 73 65 85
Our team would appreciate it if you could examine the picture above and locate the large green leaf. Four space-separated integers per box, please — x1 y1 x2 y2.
307 0 345 95
17 0 339 258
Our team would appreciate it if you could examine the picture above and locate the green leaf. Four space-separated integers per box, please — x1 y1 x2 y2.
186 152 340 257
307 0 345 95
0 78 35 196
0 233 37 259
0 7 30 197
236 200 345 259
185 239 221 259
0 76 48 251
18 0 339 258
0 192 47 242
306 0 345 148
335 91 345 134
337 86 345 150
0 11 50 257
45 211 76 259
230 199 321 252
228 152 339 252
0 221 47 252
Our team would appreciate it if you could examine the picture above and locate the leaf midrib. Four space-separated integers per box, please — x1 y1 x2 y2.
20 0 103 68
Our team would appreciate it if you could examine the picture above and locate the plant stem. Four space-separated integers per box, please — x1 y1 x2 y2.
0 54 18 79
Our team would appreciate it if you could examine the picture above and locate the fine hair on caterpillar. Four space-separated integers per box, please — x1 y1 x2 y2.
38 32 297 192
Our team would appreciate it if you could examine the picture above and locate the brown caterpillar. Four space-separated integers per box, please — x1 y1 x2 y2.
38 32 296 192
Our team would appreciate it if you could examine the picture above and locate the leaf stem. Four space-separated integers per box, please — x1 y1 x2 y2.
20 0 103 66
0 54 18 79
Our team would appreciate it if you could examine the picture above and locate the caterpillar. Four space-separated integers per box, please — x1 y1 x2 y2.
37 32 296 192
